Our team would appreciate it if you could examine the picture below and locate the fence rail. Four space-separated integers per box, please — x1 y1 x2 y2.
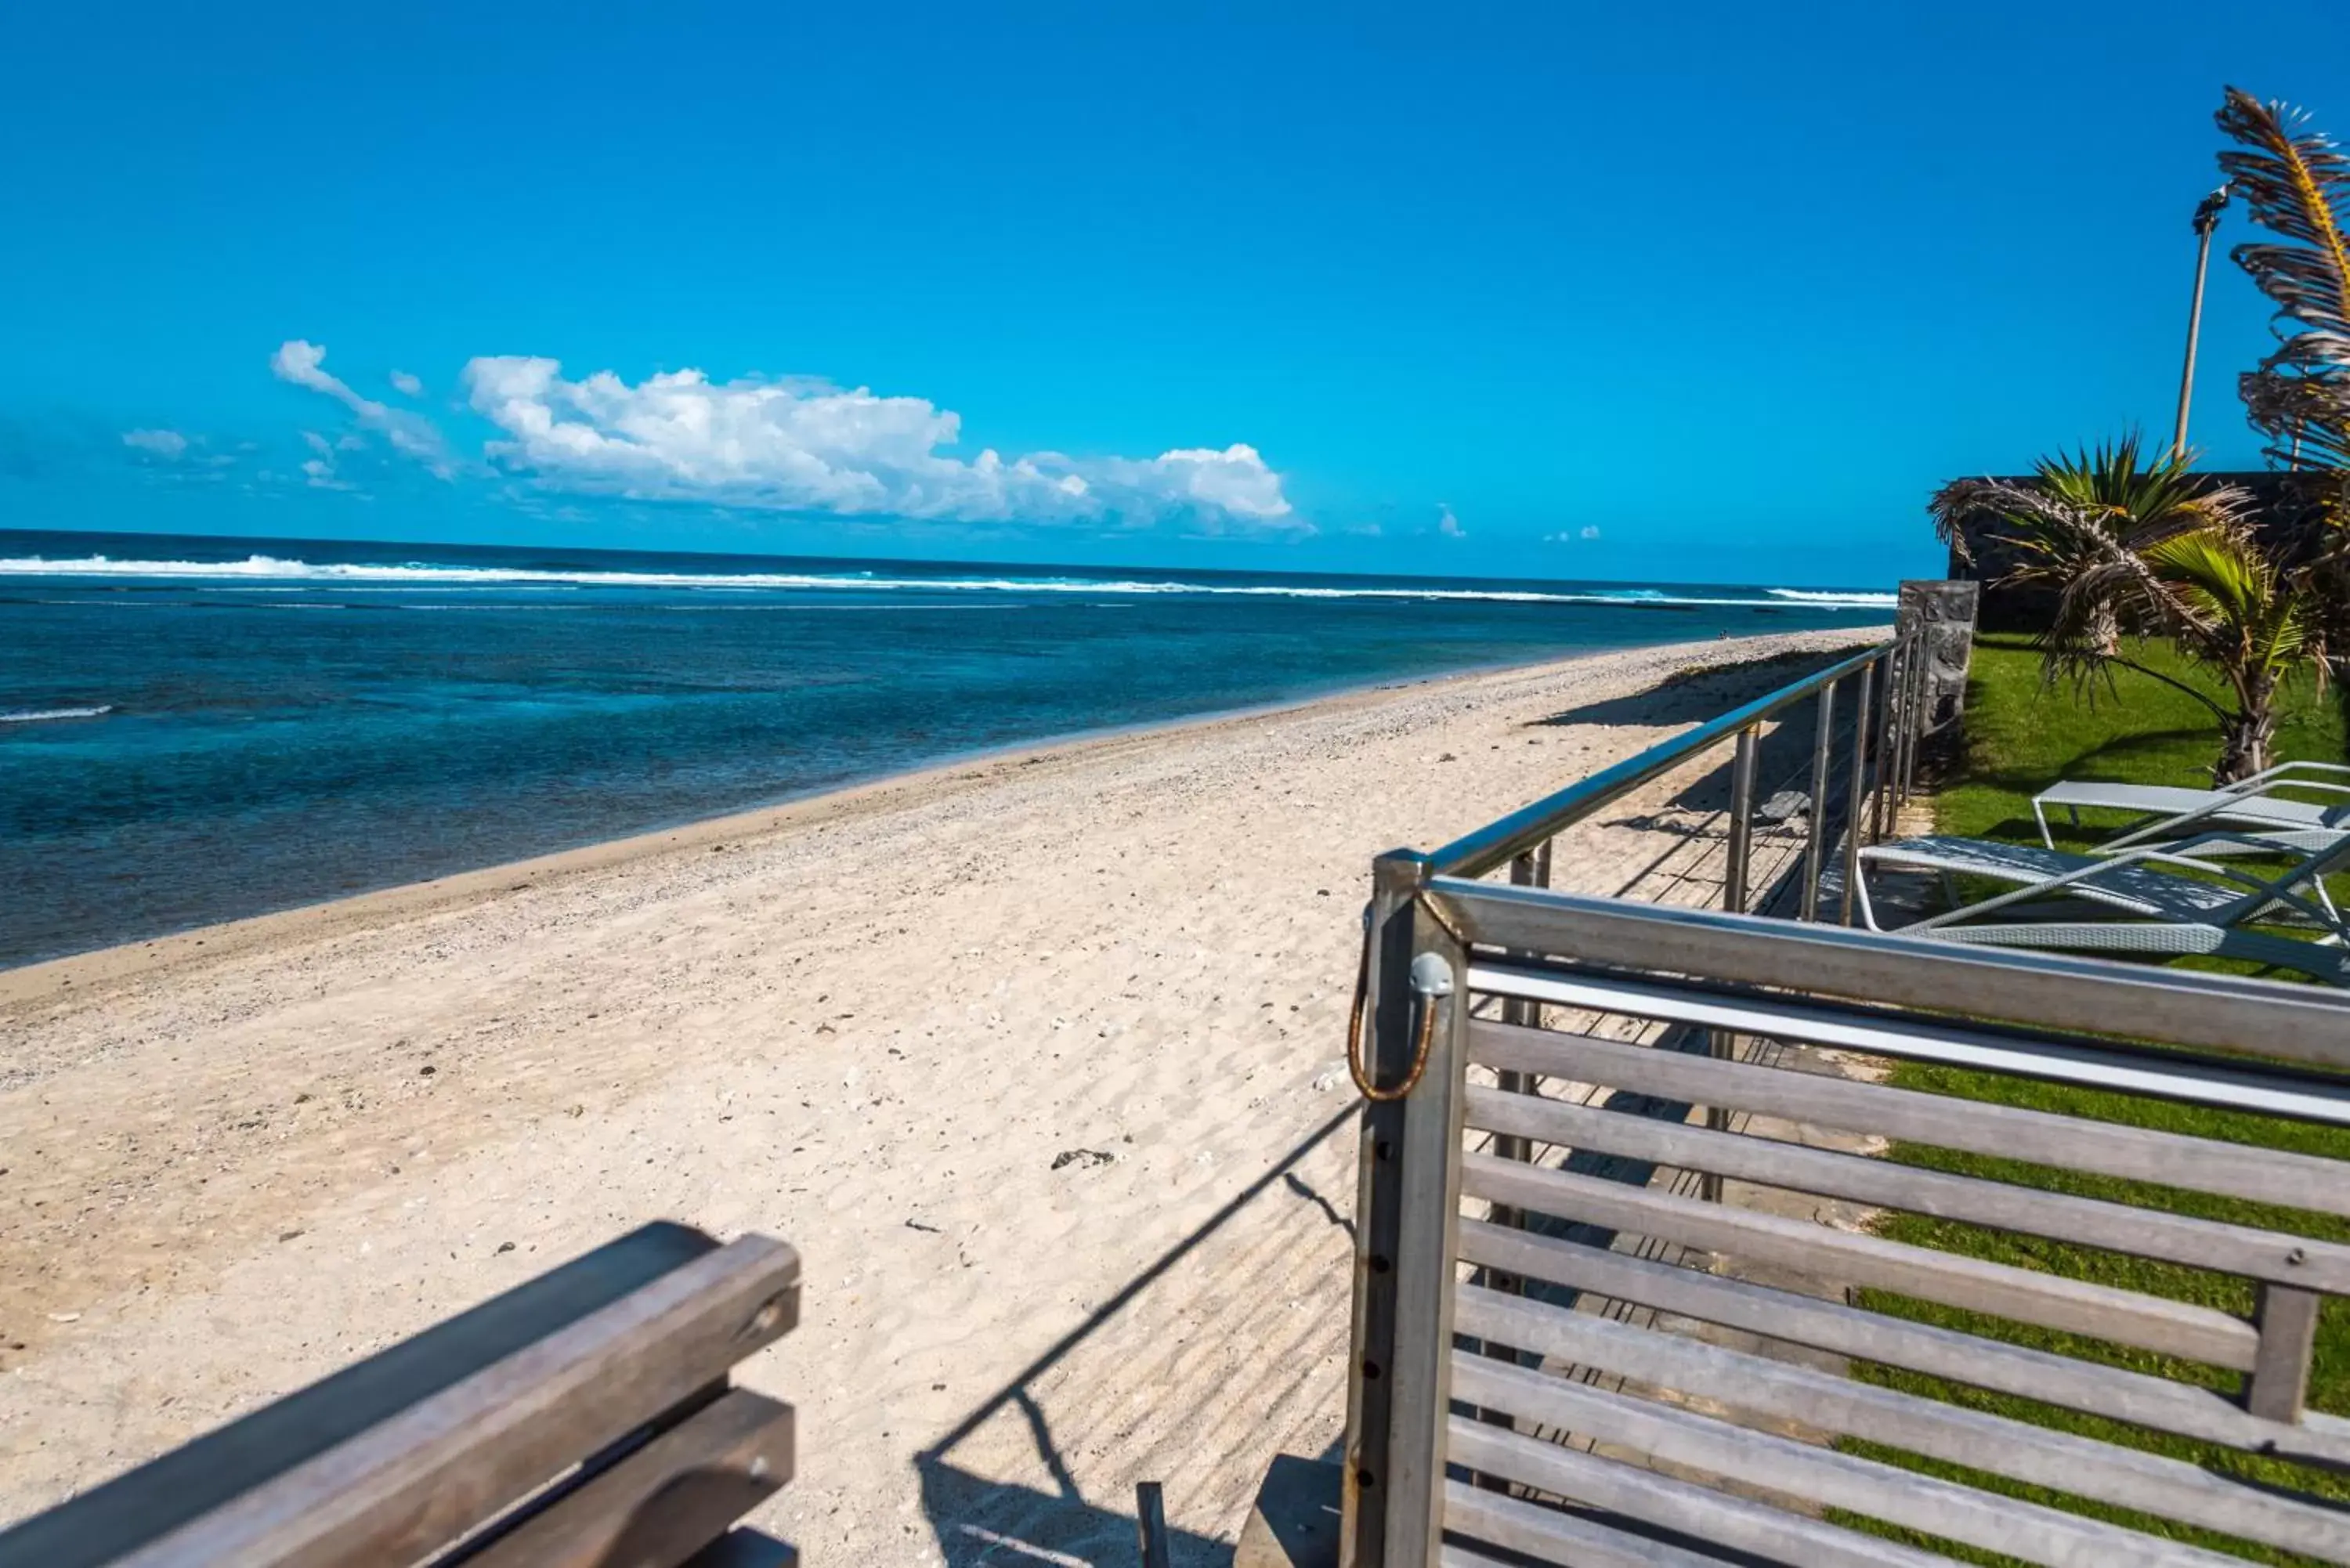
1340 622 2350 1567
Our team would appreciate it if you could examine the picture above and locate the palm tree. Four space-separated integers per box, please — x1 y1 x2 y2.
2218 87 2350 480
2217 88 2350 677
1932 439 2319 782
2140 526 2326 781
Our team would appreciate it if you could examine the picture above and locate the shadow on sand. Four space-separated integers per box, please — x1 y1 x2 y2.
913 1104 1358 1566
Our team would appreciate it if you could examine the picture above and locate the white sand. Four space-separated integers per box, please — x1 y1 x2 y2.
0 626 1881 1562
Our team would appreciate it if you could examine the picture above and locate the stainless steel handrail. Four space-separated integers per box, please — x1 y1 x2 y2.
1427 640 1900 881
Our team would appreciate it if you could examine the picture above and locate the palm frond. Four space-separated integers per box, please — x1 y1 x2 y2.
2218 87 2350 468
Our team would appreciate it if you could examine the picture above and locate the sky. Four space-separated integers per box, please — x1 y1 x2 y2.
5 2 2349 587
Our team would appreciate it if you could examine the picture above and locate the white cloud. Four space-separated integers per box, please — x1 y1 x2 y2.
122 428 188 459
1581 524 1601 540
388 369 425 397
457 356 1296 528
271 340 454 478
296 432 354 490
299 457 355 491
1437 503 1466 539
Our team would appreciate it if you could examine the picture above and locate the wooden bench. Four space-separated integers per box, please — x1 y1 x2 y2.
0 1222 800 1568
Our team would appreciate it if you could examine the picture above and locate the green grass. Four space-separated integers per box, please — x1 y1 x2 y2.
1831 634 2350 1564
1936 631 2345 850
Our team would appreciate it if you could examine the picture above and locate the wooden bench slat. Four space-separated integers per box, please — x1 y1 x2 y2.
0 1222 725 1568
1449 1356 2253 1567
458 1388 794 1568
114 1234 798 1568
1456 1284 2350 1563
1462 1082 2350 1291
1471 1019 2350 1219
1459 1153 2260 1369
1444 1418 1947 1568
1455 1216 2350 1466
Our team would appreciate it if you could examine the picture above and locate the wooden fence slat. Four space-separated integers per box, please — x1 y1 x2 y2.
1471 962 2350 1127
1434 879 2350 1071
461 1389 794 1568
1471 1019 2350 1219
116 1235 801 1568
1444 1418 1947 1568
1441 1481 1723 1567
1454 1217 2350 1467
1455 1284 2350 1563
1462 1083 2350 1291
1449 1357 2254 1568
1459 1153 2260 1369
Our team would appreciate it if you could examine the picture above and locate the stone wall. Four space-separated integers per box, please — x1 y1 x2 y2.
1896 579 1978 761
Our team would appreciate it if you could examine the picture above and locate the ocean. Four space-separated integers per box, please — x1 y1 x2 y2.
0 528 1894 968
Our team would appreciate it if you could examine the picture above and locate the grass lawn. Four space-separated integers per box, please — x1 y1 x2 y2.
1839 633 2350 1564
1936 630 2346 851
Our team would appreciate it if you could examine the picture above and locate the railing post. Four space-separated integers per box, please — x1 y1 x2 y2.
1899 635 1925 806
1489 847 1548 1246
1839 661 1875 926
1341 851 1469 1568
2247 1283 2322 1422
1871 645 1900 840
1703 728 1760 1200
1801 681 1835 922
1722 726 1758 917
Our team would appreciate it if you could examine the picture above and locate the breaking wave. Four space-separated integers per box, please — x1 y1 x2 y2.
0 554 1898 610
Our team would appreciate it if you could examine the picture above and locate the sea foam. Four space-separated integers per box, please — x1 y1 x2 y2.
0 704 114 724
0 554 1900 610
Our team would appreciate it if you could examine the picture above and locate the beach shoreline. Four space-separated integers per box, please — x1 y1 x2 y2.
0 649 1614 1009
0 625 1883 1559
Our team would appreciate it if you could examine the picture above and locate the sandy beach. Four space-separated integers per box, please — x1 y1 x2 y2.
0 626 1880 1563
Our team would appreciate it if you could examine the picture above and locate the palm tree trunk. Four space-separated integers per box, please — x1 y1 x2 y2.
2216 671 2279 784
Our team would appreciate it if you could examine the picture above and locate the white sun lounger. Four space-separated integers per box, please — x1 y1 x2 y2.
1856 831 2350 984
2033 761 2350 849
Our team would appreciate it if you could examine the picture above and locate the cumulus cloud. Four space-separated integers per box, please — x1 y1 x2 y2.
271 341 454 478
457 356 1295 529
388 369 425 397
1582 524 1601 540
1437 503 1466 539
122 428 190 459
1542 525 1604 544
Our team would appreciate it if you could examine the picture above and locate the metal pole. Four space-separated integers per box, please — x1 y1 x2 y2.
1135 1483 1172 1568
1871 646 1899 840
1889 638 1917 810
1840 662 1874 926
2173 185 2232 462
1490 851 1541 1250
1800 681 1835 922
1722 726 1758 918
1901 635 1926 803
1705 728 1759 1201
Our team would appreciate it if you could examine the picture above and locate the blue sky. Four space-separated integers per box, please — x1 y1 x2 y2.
5 2 2348 587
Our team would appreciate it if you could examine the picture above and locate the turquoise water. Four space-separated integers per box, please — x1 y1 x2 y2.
0 528 1893 966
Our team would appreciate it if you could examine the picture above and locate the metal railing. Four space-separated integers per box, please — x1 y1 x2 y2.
1429 634 1922 926
1339 637 2350 1566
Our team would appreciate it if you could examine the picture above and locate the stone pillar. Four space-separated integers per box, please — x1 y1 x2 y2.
1896 580 1979 755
